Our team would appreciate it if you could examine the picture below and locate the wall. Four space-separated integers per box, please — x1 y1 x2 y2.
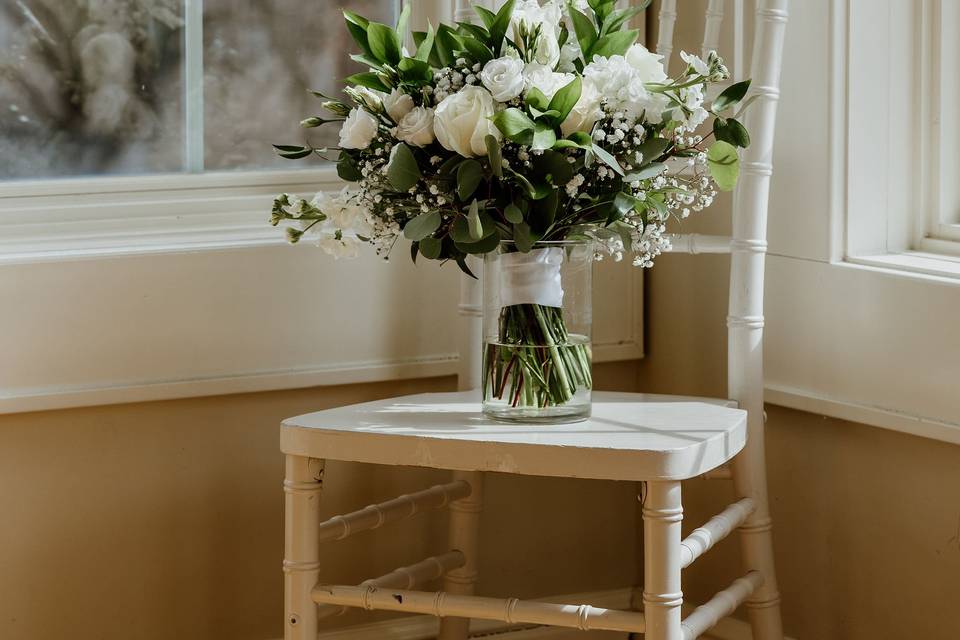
0 362 640 640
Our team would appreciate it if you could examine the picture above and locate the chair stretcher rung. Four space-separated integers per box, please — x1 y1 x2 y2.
665 234 733 254
681 498 755 568
681 571 764 640
317 480 470 542
317 551 465 619
311 585 647 633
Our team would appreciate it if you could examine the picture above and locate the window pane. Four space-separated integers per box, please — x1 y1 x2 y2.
0 1 185 180
202 0 397 172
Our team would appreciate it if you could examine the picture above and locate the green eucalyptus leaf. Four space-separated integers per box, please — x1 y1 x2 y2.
508 169 552 200
273 144 312 160
467 198 483 240
403 210 441 241
636 137 671 166
530 189 559 232
707 140 740 191
455 231 501 255
418 236 442 259
531 150 574 185
592 143 624 175
713 117 751 148
387 143 422 192
713 79 752 113
504 203 524 224
485 135 503 178
623 162 667 182
513 222 539 253
457 159 483 201
337 152 362 181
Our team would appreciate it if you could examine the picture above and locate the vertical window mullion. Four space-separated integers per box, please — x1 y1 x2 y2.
184 0 205 173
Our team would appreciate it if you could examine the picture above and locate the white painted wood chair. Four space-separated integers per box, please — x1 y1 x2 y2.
281 2 789 639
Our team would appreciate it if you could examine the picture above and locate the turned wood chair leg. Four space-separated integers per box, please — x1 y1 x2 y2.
643 481 684 640
284 455 325 640
731 429 784 640
438 470 484 640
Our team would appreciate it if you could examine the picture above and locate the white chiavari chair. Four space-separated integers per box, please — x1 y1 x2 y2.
281 1 789 638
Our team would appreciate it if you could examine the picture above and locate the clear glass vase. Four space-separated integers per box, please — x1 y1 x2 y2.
482 240 593 423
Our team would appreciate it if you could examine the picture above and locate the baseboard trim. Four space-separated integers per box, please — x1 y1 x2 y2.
304 587 790 640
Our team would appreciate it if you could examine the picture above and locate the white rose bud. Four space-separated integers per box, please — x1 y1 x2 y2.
625 44 667 84
480 56 526 102
338 108 379 150
433 86 501 157
383 88 415 123
561 77 603 137
532 30 561 69
396 106 436 148
522 63 575 101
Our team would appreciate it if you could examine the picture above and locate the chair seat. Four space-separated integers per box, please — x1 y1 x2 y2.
281 391 746 482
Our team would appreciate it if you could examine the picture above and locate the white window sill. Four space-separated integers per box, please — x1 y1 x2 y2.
847 251 960 283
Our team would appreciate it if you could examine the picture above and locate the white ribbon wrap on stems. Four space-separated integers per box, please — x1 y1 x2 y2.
497 247 565 309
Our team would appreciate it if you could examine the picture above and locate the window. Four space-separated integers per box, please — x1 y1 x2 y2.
844 0 960 276
0 0 399 180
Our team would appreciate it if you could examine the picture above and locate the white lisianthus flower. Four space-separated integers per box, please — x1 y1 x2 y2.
560 77 603 137
396 106 436 147
318 235 361 259
339 108 379 149
625 44 667 83
557 40 582 73
522 63 575 101
353 87 384 111
680 84 709 130
680 50 711 77
480 56 526 102
433 85 501 157
511 0 563 67
383 88 414 123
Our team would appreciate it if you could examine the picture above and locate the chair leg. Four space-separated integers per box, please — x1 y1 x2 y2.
284 455 325 640
642 481 684 640
731 426 784 640
438 470 484 640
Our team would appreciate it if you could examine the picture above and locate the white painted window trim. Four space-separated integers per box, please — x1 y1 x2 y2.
763 0 960 447
844 0 960 274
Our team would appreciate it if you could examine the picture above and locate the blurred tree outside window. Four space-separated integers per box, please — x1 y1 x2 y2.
0 0 397 180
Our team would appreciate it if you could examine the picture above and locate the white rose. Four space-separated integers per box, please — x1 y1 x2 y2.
522 63 575 101
396 106 436 147
560 77 602 137
338 108 379 149
433 86 501 157
383 88 414 123
626 44 667 84
480 56 526 102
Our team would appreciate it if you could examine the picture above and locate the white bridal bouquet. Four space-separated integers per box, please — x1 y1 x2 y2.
271 0 752 417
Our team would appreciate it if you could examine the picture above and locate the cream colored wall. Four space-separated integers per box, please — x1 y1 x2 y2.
0 362 640 640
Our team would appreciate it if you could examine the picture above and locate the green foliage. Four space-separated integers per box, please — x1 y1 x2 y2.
387 144 422 192
485 135 503 178
548 77 582 124
713 117 751 148
589 29 639 59
344 72 390 92
491 108 536 144
403 210 441 241
712 80 752 113
707 141 740 191
456 159 484 201
273 144 312 160
337 152 362 182
367 22 402 65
